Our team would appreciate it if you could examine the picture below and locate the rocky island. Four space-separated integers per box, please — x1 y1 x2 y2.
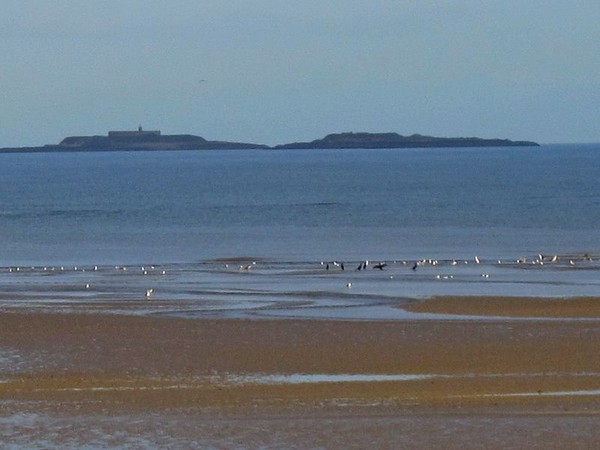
274 132 539 149
0 127 269 153
0 128 538 153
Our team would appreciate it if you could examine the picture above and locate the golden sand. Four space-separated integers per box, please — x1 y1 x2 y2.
1 305 599 447
1 311 598 406
403 295 600 318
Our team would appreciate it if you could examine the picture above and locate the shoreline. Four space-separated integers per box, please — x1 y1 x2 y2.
402 295 600 318
3 294 600 322
1 298 599 447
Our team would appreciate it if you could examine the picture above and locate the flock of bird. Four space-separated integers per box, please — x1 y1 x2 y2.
3 253 596 296
319 253 591 272
4 264 167 299
317 253 595 288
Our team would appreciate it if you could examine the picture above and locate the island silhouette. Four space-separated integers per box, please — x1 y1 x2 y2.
0 128 538 153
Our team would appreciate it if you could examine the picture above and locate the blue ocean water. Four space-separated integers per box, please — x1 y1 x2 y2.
0 144 599 317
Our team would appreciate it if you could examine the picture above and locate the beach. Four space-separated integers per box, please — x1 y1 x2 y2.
1 298 599 448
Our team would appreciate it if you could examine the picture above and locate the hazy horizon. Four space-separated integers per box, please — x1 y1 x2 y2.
2 1 599 147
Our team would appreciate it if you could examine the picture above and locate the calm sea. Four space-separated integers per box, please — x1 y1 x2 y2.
0 144 598 318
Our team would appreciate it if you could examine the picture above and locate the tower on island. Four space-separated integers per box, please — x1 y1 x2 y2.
108 126 161 138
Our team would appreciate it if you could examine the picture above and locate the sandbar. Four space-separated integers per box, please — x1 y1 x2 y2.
403 295 600 318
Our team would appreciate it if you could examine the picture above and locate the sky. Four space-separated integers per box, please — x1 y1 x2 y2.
1 0 599 147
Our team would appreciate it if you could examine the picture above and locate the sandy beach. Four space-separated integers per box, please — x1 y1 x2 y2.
404 295 600 318
1 298 599 448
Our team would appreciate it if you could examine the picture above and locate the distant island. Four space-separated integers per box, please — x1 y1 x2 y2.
0 127 269 153
0 128 539 153
274 132 539 149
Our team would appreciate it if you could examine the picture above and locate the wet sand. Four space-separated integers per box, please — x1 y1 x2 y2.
404 295 600 318
1 301 599 448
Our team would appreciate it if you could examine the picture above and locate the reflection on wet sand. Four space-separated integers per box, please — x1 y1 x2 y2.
0 252 599 319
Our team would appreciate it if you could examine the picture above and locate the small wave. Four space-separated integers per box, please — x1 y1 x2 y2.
203 256 267 264
0 208 127 220
47 208 126 219
309 202 340 207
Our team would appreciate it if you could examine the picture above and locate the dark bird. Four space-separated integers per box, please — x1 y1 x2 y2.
373 262 387 270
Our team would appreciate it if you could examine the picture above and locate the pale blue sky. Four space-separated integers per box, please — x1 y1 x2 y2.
1 1 599 146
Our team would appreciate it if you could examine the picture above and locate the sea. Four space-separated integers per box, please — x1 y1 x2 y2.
0 144 599 319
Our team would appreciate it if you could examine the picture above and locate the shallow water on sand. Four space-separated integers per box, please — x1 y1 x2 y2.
0 254 598 319
2 409 598 449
